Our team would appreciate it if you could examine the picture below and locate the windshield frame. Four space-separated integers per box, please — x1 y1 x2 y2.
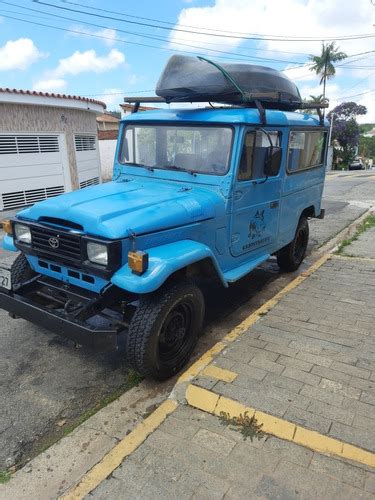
117 121 235 177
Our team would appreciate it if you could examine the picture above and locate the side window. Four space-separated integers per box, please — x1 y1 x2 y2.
238 130 281 181
238 132 255 180
288 131 326 173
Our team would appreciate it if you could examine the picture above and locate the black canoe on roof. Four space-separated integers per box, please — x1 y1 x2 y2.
155 55 303 111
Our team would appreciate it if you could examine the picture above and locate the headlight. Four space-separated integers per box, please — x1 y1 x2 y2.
87 242 108 266
14 223 31 244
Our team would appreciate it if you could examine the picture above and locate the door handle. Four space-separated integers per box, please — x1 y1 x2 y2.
270 201 279 209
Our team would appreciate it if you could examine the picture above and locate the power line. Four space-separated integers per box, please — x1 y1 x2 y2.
0 4 307 65
32 0 375 42
59 0 375 44
0 13 307 64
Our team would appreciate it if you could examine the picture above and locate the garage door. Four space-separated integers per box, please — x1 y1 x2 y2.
0 133 71 211
74 134 101 189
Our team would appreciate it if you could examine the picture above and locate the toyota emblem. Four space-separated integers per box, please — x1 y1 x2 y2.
48 236 60 249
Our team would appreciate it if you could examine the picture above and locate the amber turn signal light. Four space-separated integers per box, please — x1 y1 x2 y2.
128 251 149 275
1 220 12 235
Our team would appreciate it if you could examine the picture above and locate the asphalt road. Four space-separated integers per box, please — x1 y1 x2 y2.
0 171 374 471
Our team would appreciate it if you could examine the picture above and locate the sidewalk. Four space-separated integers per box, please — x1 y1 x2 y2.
60 225 375 499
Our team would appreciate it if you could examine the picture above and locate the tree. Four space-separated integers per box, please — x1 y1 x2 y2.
328 102 367 167
309 42 347 98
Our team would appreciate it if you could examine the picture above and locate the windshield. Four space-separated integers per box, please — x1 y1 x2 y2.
119 124 232 175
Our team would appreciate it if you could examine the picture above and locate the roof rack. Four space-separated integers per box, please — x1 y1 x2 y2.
123 96 329 126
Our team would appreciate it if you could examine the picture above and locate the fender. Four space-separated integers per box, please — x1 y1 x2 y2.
111 239 228 294
2 234 18 252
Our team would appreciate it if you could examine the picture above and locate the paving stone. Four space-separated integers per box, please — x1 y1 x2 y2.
283 367 321 386
360 391 375 405
311 365 352 384
296 351 333 368
248 357 284 375
214 381 289 417
228 441 280 473
278 355 314 372
331 361 371 380
329 422 375 452
192 428 236 456
263 342 299 357
300 384 344 407
253 474 304 500
309 450 366 489
272 460 329 498
264 372 303 393
365 472 375 494
352 414 375 432
341 397 375 420
284 406 332 434
194 376 218 391
307 400 355 426
231 365 268 382
319 378 361 400
158 415 200 441
262 436 313 467
212 357 236 371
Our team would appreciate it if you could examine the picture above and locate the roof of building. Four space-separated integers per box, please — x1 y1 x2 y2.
98 129 119 140
0 88 106 113
121 103 158 112
97 113 120 123
121 107 329 127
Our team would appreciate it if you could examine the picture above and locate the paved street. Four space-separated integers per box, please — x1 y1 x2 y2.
0 171 374 474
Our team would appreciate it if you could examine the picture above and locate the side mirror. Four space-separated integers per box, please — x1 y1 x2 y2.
264 146 282 177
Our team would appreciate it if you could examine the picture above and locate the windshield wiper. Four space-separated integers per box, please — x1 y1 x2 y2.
161 165 197 176
126 162 154 172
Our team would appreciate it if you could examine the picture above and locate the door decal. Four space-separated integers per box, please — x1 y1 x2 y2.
242 209 270 251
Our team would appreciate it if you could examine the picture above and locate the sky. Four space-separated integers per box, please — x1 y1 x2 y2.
0 0 374 121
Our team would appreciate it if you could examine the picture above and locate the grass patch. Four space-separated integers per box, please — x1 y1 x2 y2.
219 411 264 442
0 470 11 484
336 214 375 255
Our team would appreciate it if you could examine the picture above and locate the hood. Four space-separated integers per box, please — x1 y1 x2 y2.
18 179 224 239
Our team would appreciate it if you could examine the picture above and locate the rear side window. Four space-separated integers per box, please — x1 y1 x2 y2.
287 130 327 173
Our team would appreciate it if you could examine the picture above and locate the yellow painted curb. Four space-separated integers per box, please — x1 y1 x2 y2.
60 399 178 500
185 384 375 470
201 365 238 382
177 341 226 383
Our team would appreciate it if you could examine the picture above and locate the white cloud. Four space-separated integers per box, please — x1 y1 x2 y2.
98 88 123 107
69 26 117 47
0 38 44 71
32 78 67 92
170 0 373 61
51 49 125 78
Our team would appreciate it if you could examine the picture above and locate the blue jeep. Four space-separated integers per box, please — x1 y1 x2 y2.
0 59 328 379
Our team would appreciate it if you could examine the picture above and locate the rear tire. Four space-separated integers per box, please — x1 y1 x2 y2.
126 281 205 380
11 253 35 286
277 217 309 272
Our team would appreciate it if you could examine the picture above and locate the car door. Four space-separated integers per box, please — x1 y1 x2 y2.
230 128 282 257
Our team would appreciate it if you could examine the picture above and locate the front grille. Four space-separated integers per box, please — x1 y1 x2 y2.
31 226 82 262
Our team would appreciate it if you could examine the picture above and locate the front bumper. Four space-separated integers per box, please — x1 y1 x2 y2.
0 276 122 352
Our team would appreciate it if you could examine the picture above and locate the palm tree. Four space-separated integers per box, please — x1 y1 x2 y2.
309 42 347 99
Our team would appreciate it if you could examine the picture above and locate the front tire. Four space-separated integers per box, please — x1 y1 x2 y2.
11 253 35 286
277 217 309 272
126 281 205 380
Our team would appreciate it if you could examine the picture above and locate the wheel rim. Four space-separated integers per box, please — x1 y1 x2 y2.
294 227 307 262
159 301 193 363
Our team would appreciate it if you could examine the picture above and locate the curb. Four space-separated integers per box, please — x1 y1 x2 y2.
186 384 375 469
62 253 332 498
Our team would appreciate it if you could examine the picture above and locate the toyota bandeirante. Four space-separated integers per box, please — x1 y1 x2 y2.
0 56 328 379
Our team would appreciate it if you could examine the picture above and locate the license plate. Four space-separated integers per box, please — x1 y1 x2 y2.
0 267 11 290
